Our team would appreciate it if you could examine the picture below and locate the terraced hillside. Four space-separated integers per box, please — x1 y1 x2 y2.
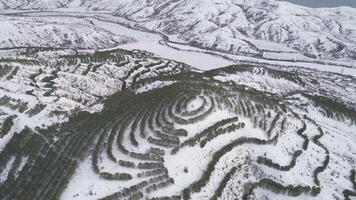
0 1 355 199
0 64 354 200
0 47 190 149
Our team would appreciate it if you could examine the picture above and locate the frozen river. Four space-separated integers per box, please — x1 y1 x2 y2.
91 18 356 76
91 19 234 71
4 11 356 76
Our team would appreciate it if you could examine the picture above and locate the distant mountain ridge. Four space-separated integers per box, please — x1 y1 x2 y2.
1 0 356 62
0 15 134 49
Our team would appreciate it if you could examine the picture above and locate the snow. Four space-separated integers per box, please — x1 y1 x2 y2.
0 36 189 154
91 19 234 70
157 111 266 198
247 38 297 52
61 156 128 200
3 11 354 76
0 3 355 200
0 156 15 183
135 81 176 94
186 97 204 112
167 40 356 77
0 15 133 49
263 52 313 61
214 72 303 94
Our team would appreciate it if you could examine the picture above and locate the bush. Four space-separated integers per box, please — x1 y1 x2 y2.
1 115 15 138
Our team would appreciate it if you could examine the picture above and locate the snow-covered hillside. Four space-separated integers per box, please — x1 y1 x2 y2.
0 1 355 200
112 0 356 62
1 62 355 200
0 16 134 49
1 0 356 62
0 47 189 150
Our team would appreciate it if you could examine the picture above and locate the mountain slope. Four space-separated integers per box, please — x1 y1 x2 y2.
0 47 189 151
0 16 134 49
0 63 355 200
1 0 356 61
111 0 356 61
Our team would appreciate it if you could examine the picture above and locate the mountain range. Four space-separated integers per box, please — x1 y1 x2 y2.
1 0 356 62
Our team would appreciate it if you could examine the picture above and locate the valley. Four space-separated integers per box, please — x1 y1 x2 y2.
0 1 355 200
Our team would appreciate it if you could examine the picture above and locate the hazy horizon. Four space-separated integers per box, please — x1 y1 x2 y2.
283 0 356 8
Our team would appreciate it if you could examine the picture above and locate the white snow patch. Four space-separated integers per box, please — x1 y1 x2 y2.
135 81 176 94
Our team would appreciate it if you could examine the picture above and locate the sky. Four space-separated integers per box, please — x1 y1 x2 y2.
283 0 356 8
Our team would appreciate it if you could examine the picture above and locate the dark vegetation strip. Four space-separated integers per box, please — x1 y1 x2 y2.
0 128 78 199
182 135 278 200
130 109 147 147
266 112 281 138
25 103 47 117
312 127 330 186
296 122 309 150
168 96 214 125
181 97 207 117
171 117 239 154
6 66 19 80
257 150 303 171
303 93 356 124
200 122 245 148
99 174 172 200
0 115 15 138
0 64 12 78
211 167 238 200
343 169 356 200
242 178 320 200
148 195 181 200
106 120 121 162
91 125 132 180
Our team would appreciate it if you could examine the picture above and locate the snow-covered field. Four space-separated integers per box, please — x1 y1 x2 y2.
0 1 355 200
